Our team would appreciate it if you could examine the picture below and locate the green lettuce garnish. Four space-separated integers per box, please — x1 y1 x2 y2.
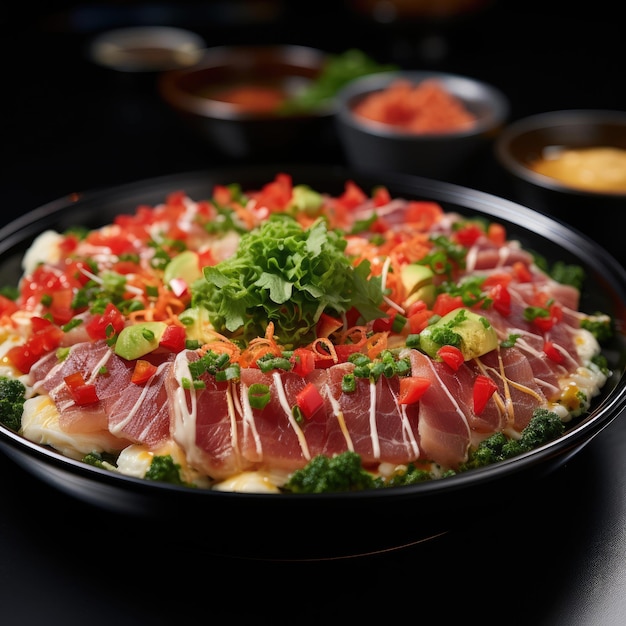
193 214 384 348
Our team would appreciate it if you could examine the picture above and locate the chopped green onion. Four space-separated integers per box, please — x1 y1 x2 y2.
248 383 271 410
341 374 356 393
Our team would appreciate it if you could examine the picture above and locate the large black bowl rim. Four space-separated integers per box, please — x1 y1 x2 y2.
335 70 510 139
1 164 625 507
494 109 626 198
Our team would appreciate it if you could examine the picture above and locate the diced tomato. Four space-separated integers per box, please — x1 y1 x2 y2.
86 303 125 341
407 308 432 334
159 324 187 353
58 234 80 256
212 184 233 206
46 288 76 325
84 231 137 255
543 340 564 364
131 359 158 384
112 260 141 275
247 173 293 212
513 261 533 283
372 308 395 333
295 382 325 420
398 376 431 404
403 201 443 230
290 348 316 377
336 180 368 210
432 293 464 317
64 372 99 405
0 294 18 317
473 374 498 415
481 273 512 288
20 265 85 322
532 303 563 332
487 222 506 246
437 345 464 371
316 312 343 338
454 223 483 247
369 216 390 234
333 343 359 364
7 317 64 373
489 283 511 317
372 185 391 207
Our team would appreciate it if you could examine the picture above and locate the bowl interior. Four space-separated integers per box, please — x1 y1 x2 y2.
338 71 509 138
1 165 625 562
496 110 626 192
159 45 330 119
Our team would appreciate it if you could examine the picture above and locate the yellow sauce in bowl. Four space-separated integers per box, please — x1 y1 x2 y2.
529 146 626 193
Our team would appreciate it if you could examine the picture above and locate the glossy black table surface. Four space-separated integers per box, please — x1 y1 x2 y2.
2 4 625 624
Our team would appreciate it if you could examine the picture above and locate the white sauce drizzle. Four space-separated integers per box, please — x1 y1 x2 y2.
324 383 354 451
272 371 311 461
109 361 170 439
380 256 404 313
423 358 471 438
240 382 263 459
368 379 381 459
398 401 420 458
171 353 199 459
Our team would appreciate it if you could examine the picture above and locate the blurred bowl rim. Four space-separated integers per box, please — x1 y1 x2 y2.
494 108 626 198
335 70 510 140
89 25 206 72
158 44 333 121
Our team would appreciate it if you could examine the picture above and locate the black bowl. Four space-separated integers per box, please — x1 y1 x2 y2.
494 109 626 263
335 71 509 180
158 45 334 160
1 165 625 560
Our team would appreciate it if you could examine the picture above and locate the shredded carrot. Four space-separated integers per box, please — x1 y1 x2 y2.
199 331 241 361
231 202 260 231
238 322 284 368
308 337 339 365
364 332 388 359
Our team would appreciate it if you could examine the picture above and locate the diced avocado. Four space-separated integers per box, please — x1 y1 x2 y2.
419 308 498 361
289 185 323 216
114 322 168 360
177 307 212 344
164 250 202 286
401 263 435 307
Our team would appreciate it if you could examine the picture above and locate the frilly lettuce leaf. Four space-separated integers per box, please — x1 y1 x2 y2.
193 214 384 348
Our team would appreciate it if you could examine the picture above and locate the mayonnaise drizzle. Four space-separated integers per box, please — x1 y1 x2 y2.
324 384 354 451
368 379 381 459
110 361 170 439
272 371 311 461
239 381 263 458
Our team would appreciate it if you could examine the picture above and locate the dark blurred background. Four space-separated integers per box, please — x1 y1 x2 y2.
2 1 624 224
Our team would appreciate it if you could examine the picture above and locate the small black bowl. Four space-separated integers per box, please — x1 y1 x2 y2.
494 110 626 263
158 45 335 160
335 70 510 180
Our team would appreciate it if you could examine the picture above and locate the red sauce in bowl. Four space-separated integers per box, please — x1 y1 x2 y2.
205 84 288 113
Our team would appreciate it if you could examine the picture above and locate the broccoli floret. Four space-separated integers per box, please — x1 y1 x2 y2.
580 314 613 343
461 408 565 471
144 454 190 486
518 408 565 450
83 451 118 469
283 451 381 493
0 376 27 431
384 463 434 487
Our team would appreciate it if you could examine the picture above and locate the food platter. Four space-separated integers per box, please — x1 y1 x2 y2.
1 164 625 560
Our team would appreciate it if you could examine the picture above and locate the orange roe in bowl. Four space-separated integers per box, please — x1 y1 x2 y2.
352 78 477 134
